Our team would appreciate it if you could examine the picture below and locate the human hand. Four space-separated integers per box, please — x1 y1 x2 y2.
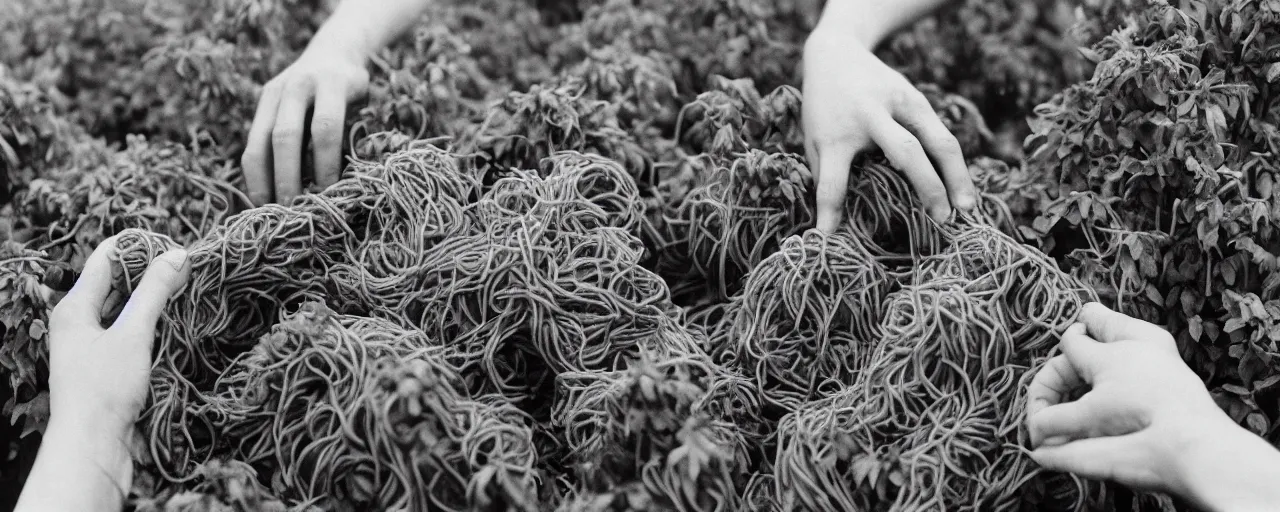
15 237 189 511
1025 303 1234 495
802 28 976 231
242 35 370 205
47 235 190 436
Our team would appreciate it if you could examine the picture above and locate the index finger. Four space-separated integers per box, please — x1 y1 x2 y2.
1078 302 1174 348
311 85 347 189
271 89 311 204
870 121 951 222
814 142 857 233
1027 353 1085 420
898 106 976 211
242 82 283 206
115 249 190 337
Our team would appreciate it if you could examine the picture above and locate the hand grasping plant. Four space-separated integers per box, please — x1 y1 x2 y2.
802 0 977 232
15 235 190 512
242 0 434 205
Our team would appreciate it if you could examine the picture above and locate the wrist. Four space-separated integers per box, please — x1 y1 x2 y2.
309 20 377 63
16 415 133 511
1172 416 1280 511
808 17 881 53
804 25 878 76
810 0 893 51
43 415 134 485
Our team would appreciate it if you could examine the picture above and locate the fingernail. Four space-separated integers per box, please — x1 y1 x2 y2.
157 249 189 272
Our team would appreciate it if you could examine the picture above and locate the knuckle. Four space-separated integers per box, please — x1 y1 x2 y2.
49 301 73 326
282 74 313 93
147 254 183 276
263 78 284 94
310 117 342 140
1146 325 1176 346
936 133 964 156
896 136 923 154
889 88 919 110
347 67 370 84
912 95 936 115
816 187 845 207
272 125 301 143
240 148 263 169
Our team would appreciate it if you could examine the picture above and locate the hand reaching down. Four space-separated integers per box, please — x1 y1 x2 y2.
802 29 976 232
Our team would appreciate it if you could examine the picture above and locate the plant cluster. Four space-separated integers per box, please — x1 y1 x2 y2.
87 142 1112 510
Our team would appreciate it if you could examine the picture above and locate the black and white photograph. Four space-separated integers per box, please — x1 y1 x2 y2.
1 0 1278 510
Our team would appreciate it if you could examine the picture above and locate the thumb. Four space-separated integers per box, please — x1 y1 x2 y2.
1078 302 1175 350
114 249 190 335
1031 434 1160 488
1027 399 1097 449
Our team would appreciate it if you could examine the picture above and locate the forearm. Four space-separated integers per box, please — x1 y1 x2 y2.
311 0 434 60
1176 422 1280 512
811 0 956 49
14 418 133 512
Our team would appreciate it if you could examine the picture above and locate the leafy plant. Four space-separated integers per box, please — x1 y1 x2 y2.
1023 0 1280 441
